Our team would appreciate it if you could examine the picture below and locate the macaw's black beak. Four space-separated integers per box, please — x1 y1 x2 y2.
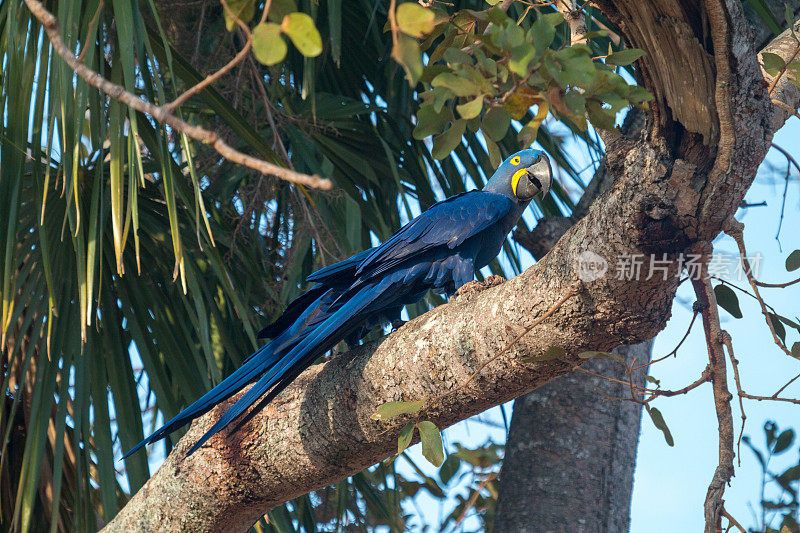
516 153 553 201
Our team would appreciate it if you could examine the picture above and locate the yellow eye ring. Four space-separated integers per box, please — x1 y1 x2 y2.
510 156 521 166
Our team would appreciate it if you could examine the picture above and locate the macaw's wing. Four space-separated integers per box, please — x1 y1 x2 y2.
306 247 375 284
355 191 514 279
258 248 376 339
256 284 327 339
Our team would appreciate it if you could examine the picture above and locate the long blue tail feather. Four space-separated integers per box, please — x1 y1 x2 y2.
183 282 386 455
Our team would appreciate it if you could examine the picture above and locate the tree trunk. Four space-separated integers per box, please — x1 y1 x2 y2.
494 342 652 533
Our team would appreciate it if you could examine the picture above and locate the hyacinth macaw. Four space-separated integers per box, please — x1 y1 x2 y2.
124 148 553 457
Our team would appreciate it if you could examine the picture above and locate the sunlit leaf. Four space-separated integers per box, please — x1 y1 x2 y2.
371 400 424 420
252 23 287 66
281 13 323 57
762 52 787 76
223 0 255 31
456 96 484 120
392 33 424 85
396 3 436 38
417 421 445 467
397 422 415 454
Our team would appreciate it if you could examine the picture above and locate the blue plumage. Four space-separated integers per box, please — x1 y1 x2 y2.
124 149 552 458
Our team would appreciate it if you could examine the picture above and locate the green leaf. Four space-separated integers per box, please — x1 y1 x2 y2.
761 52 787 76
786 250 800 271
543 345 567 359
396 3 436 38
509 43 537 77
481 106 510 142
779 464 800 483
787 62 800 86
606 48 646 67
743 0 783 36
413 104 453 139
281 12 323 57
252 23 287 66
417 421 445 467
531 13 557 58
792 341 800 357
397 422 415 454
223 0 256 31
714 284 743 319
769 313 787 343
371 400 424 420
393 33 424 85
645 375 661 386
432 119 466 159
577 350 626 364
456 96 483 119
485 137 502 168
431 73 481 97
646 405 675 447
773 429 794 453
439 455 460 485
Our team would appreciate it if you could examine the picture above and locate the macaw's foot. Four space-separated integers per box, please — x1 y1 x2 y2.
453 275 507 301
391 319 407 331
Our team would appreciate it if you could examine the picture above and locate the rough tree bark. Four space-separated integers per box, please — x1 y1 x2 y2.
495 342 653 533
103 1 800 530
495 111 654 533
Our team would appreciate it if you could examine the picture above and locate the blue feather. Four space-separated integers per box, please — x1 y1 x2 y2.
124 149 549 458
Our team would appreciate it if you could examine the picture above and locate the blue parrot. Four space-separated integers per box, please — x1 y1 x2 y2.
124 149 552 457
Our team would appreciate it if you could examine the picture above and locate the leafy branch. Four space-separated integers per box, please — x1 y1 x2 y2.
22 0 332 190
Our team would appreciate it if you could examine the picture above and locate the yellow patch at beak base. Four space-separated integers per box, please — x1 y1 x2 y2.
511 168 528 196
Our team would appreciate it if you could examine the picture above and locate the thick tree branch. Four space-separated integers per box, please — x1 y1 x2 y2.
691 245 735 533
105 3 800 531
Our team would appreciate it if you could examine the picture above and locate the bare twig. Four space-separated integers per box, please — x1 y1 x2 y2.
456 472 498 525
773 371 800 398
724 219 794 357
720 331 746 467
76 0 104 62
721 507 747 533
740 392 800 404
771 98 800 121
575 364 710 404
23 0 332 190
164 0 255 113
690 243 734 533
632 310 698 372
770 142 799 247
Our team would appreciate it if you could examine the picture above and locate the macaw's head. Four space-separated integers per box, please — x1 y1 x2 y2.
483 149 552 203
